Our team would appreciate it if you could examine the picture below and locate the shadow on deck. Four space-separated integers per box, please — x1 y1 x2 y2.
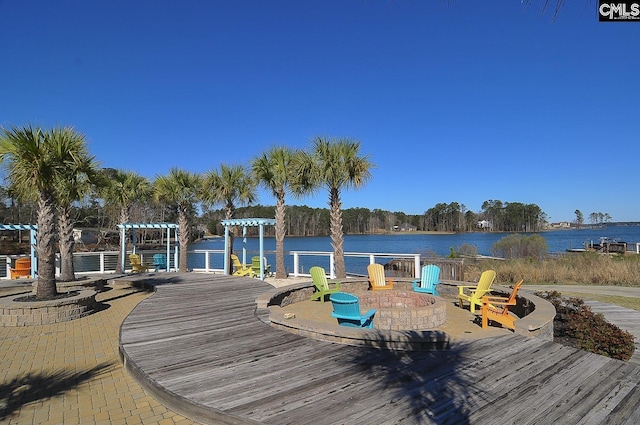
117 273 640 425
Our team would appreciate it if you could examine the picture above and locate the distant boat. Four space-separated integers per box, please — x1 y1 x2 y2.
567 237 627 254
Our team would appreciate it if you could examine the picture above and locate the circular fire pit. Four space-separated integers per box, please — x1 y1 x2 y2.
354 290 447 331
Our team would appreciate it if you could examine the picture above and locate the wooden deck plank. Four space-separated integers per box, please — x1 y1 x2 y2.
119 273 640 425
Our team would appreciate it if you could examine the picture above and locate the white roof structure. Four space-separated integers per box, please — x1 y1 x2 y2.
116 223 179 272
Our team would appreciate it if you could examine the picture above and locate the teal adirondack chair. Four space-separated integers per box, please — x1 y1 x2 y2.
329 292 376 329
309 266 341 303
153 254 167 272
412 264 441 295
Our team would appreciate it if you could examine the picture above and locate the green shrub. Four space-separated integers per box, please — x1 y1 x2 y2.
537 291 635 361
490 233 548 259
456 243 478 257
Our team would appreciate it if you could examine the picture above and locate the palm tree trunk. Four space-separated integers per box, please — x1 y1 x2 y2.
329 187 346 279
275 192 286 279
178 209 189 272
57 205 76 282
36 192 58 299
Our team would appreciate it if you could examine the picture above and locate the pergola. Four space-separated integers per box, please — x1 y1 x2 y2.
117 223 179 272
0 224 37 278
221 218 275 280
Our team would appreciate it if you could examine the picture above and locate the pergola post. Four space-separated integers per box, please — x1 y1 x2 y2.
166 227 171 272
223 224 230 275
259 222 265 280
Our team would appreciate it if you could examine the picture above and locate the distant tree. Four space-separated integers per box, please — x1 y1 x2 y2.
424 202 464 232
481 200 505 231
50 127 99 282
201 164 257 272
293 137 373 279
100 169 152 273
252 146 297 279
154 168 201 272
588 212 611 225
574 210 584 228
464 210 478 232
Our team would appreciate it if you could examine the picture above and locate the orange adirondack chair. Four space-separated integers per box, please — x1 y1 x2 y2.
10 257 31 279
367 263 394 290
481 279 524 330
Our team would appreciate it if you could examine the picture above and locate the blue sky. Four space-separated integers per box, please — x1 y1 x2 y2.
1 1 638 223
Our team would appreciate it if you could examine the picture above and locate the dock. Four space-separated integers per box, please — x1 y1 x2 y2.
119 273 640 425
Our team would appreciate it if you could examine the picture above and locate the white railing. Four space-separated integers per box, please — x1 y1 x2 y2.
7 244 640 280
1 249 422 279
290 251 421 279
188 249 225 274
1 250 178 279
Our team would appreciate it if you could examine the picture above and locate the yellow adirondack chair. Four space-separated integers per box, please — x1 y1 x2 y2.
231 254 254 277
129 253 149 273
457 269 496 313
309 266 341 303
367 263 394 290
482 279 524 330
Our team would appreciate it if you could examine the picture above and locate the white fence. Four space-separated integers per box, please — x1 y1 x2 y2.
4 243 640 280
0 249 423 280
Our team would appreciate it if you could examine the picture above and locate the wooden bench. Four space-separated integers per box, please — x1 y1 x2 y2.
10 257 31 279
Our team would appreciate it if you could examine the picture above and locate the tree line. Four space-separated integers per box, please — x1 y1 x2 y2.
202 199 548 236
573 209 613 227
0 192 550 242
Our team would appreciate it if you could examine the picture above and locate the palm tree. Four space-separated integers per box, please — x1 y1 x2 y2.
0 126 62 298
154 168 201 272
99 169 152 273
49 127 100 282
252 147 297 279
202 164 257 272
294 137 373 279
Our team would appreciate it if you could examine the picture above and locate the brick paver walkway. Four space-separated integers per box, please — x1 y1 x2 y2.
0 283 201 425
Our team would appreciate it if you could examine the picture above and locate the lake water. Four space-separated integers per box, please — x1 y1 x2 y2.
189 224 640 276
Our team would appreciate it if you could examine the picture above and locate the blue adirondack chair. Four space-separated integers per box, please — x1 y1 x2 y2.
153 254 167 272
412 264 441 295
329 292 376 329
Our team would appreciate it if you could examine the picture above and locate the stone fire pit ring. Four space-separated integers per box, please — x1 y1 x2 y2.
349 290 446 331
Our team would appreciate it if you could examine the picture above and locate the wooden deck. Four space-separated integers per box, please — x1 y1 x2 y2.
119 273 640 425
